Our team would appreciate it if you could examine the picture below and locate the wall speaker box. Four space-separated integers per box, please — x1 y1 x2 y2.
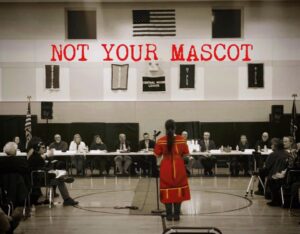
41 102 53 119
271 105 283 123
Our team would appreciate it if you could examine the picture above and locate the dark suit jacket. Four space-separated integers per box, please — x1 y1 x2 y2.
0 156 29 175
115 140 131 152
139 140 155 150
198 140 216 152
49 141 68 152
238 142 250 151
255 140 271 150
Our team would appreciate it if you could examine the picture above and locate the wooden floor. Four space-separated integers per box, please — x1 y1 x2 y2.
15 176 300 234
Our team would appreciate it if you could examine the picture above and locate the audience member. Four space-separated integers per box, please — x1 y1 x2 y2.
27 141 78 206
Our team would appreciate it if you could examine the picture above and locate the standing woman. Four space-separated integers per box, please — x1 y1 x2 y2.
154 119 191 221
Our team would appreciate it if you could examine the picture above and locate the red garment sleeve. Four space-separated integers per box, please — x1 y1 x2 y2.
181 142 190 156
154 142 163 157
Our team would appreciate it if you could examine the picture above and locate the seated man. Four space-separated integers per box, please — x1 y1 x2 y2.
230 135 251 176
90 135 109 175
181 131 194 176
49 134 68 152
27 141 78 206
48 134 69 197
138 132 156 176
255 132 271 151
114 133 132 175
199 132 216 176
69 134 87 176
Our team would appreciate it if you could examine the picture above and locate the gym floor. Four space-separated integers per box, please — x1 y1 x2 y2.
15 175 300 234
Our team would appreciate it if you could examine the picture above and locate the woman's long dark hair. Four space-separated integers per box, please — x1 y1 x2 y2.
165 119 176 153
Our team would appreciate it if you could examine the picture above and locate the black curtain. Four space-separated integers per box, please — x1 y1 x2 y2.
0 115 37 148
105 123 139 152
176 121 201 139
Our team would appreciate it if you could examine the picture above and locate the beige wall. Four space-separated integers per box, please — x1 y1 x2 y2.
0 1 300 138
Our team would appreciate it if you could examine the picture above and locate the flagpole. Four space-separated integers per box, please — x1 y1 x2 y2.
291 93 298 141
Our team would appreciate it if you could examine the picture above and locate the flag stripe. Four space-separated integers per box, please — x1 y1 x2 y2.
133 25 176 28
133 30 176 33
133 34 176 37
149 17 175 20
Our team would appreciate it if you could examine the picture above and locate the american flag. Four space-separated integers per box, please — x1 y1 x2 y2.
290 97 298 140
132 9 176 37
25 98 32 148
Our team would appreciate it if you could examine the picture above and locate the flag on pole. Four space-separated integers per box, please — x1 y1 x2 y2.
290 97 298 140
25 97 32 148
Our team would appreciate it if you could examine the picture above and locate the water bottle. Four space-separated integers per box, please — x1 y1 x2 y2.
236 145 239 151
264 145 267 152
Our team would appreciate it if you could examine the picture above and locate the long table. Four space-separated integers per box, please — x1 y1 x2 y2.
0 149 272 176
0 149 272 157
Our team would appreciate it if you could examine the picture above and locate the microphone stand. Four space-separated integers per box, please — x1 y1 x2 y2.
151 130 164 215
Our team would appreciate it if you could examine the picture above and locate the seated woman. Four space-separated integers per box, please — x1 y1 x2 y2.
27 141 79 206
89 135 109 175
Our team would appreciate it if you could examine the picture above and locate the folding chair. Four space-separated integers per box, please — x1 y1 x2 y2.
31 170 54 208
280 169 300 209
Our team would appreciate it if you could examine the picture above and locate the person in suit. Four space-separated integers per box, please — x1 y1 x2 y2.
69 134 87 176
89 135 109 175
199 132 216 176
114 133 132 175
138 132 156 176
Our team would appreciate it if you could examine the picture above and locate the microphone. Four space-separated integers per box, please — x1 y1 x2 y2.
154 131 161 137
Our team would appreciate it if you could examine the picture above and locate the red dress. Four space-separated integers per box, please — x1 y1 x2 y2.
154 135 191 204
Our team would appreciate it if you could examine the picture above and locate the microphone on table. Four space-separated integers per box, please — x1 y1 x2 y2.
154 131 161 137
